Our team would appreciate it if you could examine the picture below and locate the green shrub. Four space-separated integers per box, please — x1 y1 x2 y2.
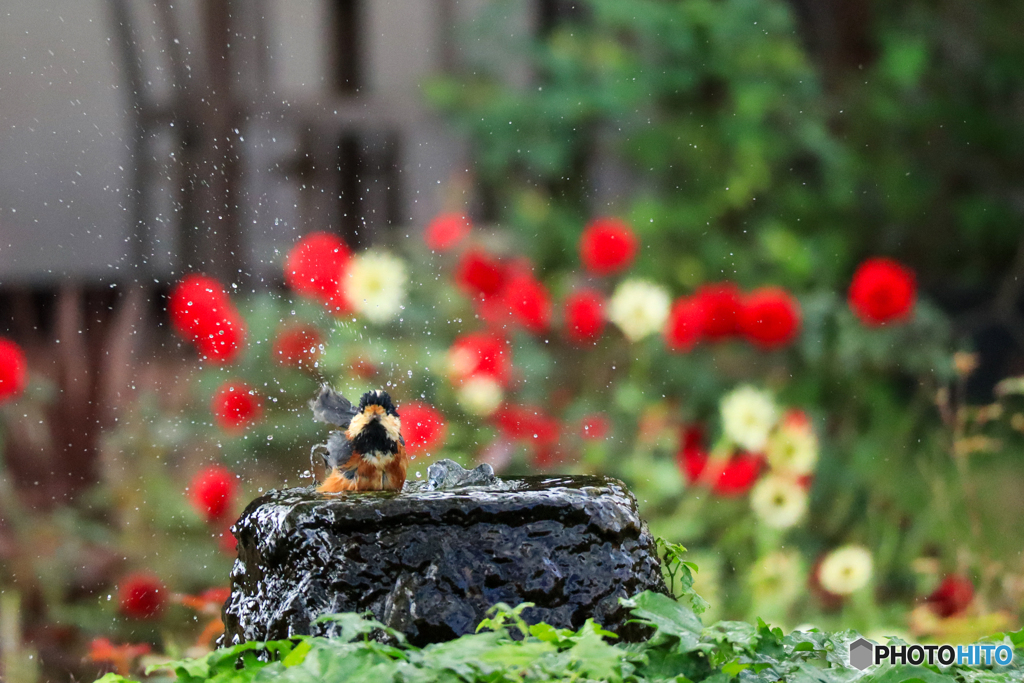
96 592 1023 683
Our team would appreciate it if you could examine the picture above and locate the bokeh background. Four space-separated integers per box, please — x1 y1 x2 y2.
1 0 1023 680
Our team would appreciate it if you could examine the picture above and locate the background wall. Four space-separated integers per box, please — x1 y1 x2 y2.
0 1 130 283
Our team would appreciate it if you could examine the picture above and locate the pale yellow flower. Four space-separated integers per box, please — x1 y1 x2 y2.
721 386 778 452
607 279 671 342
343 251 407 324
750 475 807 529
766 413 818 475
457 376 503 417
749 551 804 604
818 545 873 595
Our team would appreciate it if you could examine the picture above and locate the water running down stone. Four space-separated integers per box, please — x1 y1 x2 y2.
221 474 667 646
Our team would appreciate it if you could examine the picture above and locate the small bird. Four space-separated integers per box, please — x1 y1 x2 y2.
311 385 407 493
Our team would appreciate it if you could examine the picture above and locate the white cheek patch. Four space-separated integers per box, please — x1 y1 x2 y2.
346 411 371 440
382 415 402 442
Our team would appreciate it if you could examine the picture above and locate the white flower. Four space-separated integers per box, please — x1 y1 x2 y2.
457 376 503 417
766 413 818 476
749 551 804 603
607 279 671 342
720 386 778 452
447 346 479 381
750 475 808 529
818 545 873 595
342 251 407 324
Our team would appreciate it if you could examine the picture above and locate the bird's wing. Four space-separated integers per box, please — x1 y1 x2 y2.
310 385 359 428
322 431 353 472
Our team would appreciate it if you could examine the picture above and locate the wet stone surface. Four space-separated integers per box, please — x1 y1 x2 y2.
222 475 667 646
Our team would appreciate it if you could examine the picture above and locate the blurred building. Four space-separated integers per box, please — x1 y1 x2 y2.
0 0 587 300
3 0 442 289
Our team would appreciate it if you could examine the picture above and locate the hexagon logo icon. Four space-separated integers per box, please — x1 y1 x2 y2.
849 637 874 670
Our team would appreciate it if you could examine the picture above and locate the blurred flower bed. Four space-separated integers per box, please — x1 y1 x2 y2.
3 0 1024 679
4 211 1024 679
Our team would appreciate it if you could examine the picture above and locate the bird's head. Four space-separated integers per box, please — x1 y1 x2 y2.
347 389 402 454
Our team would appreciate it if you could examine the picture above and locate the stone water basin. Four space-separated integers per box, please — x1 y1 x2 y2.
221 473 667 646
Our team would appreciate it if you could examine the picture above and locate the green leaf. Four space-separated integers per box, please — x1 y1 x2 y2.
477 639 557 668
721 659 750 676
281 639 313 667
417 631 508 678
264 643 402 683
555 619 629 682
622 591 703 649
528 622 578 646
700 672 734 683
879 36 928 87
861 665 953 683
475 602 534 637
312 612 406 644
1009 628 1024 648
93 675 138 683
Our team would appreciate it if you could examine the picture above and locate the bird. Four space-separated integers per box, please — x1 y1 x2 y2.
310 385 407 493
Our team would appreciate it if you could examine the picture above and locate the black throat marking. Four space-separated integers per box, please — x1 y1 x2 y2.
352 419 399 456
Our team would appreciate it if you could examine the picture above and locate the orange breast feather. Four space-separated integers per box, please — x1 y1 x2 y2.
318 448 408 493
317 452 364 493
382 442 408 492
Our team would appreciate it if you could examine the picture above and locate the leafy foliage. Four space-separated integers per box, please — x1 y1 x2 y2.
91 593 1022 683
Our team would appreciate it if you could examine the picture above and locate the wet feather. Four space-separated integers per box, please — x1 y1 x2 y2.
310 385 358 428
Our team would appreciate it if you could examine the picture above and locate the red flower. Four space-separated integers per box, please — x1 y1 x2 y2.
505 272 552 334
782 409 811 432
531 445 561 469
456 249 507 299
194 312 246 364
0 337 27 404
177 587 232 614
273 325 322 368
472 290 514 329
118 573 166 619
400 401 447 456
926 575 974 618
677 427 708 482
169 274 228 333
580 413 610 440
448 333 511 385
88 638 151 676
664 297 704 352
424 212 471 252
739 287 801 350
848 257 917 325
169 274 246 364
350 357 378 379
710 454 762 496
284 232 351 304
579 217 639 275
217 521 237 555
494 405 561 466
677 426 761 496
169 275 222 337
563 290 605 344
211 382 262 431
189 465 238 523
494 405 554 441
693 282 741 340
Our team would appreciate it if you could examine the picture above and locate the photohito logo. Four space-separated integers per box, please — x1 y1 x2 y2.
848 637 1014 670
